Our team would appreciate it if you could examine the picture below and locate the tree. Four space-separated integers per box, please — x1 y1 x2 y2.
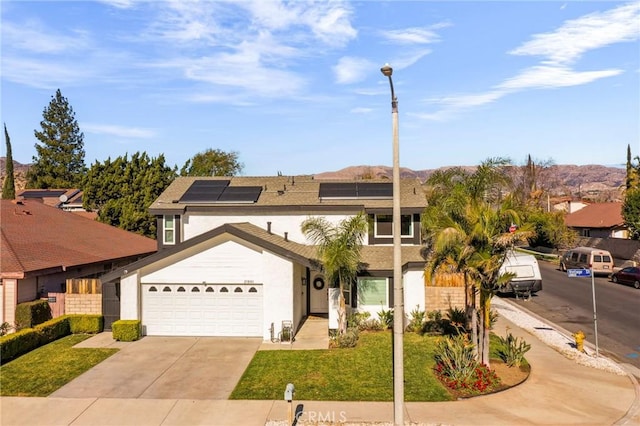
2 123 16 199
301 213 368 335
623 145 640 240
180 148 243 176
27 89 86 189
422 159 533 366
83 152 176 237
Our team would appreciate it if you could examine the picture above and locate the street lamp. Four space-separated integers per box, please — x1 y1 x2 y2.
381 63 404 426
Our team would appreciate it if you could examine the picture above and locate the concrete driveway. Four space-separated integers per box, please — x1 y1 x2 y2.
50 335 261 400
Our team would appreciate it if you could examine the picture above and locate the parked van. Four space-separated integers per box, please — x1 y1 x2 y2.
497 251 543 297
559 247 614 276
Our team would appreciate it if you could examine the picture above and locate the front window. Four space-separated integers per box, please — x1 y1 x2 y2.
164 215 175 245
358 277 388 307
374 214 413 237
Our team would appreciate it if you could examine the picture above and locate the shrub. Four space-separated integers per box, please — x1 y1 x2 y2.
495 332 531 367
435 363 501 395
15 300 52 330
433 333 478 384
407 306 426 333
445 307 467 329
347 311 371 329
68 315 104 334
35 317 71 345
112 320 141 342
423 310 445 335
0 328 42 363
330 327 359 348
377 307 394 330
0 322 13 336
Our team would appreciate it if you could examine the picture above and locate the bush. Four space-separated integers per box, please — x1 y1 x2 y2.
35 317 71 345
495 332 531 367
15 300 52 330
0 328 42 363
407 306 426 333
433 333 478 385
330 327 359 348
68 315 104 334
112 320 141 342
377 307 394 330
0 322 13 336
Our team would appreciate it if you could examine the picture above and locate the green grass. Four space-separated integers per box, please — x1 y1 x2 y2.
0 334 118 397
230 331 453 401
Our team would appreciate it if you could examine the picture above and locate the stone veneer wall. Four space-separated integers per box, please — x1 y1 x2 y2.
65 294 102 315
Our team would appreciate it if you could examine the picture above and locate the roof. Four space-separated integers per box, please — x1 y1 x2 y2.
17 188 81 208
1 199 158 277
149 176 427 214
100 222 425 283
564 202 624 228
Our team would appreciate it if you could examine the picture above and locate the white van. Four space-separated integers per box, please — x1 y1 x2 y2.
559 247 614 276
497 251 543 297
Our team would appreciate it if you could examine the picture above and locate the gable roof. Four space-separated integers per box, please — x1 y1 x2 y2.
1 199 157 278
564 202 624 229
100 222 425 283
149 176 427 214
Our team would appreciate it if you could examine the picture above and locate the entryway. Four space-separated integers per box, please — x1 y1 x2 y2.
309 276 328 314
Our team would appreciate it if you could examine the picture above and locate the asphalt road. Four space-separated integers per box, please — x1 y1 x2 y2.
502 259 640 369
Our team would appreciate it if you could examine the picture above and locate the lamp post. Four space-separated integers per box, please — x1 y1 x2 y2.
381 63 404 426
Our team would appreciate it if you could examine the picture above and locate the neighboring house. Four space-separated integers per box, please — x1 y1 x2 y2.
564 202 627 238
0 199 157 329
552 197 589 214
101 176 428 341
17 188 97 219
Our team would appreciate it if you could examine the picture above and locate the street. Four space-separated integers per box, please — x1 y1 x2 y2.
502 259 640 369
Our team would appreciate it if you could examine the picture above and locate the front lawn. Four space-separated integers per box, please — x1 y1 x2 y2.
230 331 453 401
0 334 118 397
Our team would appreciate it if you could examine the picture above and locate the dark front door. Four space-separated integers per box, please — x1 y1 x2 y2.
102 281 120 330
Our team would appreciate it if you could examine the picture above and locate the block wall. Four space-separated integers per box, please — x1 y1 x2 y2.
65 294 102 315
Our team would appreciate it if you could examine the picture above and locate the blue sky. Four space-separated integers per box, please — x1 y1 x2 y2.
1 1 639 176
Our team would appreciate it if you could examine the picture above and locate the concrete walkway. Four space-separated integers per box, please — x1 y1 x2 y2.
1 307 639 425
260 315 329 351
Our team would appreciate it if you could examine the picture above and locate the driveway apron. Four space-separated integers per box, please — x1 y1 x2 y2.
49 337 261 400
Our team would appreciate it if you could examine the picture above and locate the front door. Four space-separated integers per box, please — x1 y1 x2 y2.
310 276 328 314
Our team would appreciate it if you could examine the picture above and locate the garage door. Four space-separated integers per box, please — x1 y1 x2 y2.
142 283 263 337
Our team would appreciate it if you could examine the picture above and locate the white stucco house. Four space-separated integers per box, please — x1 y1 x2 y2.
100 175 428 341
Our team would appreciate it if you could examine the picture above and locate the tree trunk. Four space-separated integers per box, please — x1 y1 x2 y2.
337 285 347 335
479 291 491 366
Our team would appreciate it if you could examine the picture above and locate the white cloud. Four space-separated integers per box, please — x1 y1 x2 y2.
0 57 91 89
510 2 640 65
498 65 622 90
389 49 432 71
381 26 445 45
350 107 373 114
96 0 136 9
333 56 375 84
2 21 91 54
83 124 156 138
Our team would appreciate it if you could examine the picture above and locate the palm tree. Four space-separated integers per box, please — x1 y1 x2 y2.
423 159 533 366
301 213 368 335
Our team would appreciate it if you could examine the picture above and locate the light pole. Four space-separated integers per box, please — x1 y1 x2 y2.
381 63 404 426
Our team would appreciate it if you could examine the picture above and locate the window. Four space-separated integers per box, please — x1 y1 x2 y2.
164 215 175 245
374 214 413 237
358 277 388 306
342 282 351 306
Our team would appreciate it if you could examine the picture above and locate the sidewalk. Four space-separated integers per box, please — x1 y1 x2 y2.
1 301 638 426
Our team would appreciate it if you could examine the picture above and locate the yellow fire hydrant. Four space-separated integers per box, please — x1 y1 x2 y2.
573 331 585 352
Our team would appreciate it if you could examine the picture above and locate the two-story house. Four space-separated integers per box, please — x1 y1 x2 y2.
101 175 428 341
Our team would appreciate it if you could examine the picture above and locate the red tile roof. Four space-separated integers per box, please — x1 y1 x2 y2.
1 199 157 277
564 202 624 228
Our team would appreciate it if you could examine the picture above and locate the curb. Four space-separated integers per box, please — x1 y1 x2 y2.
496 297 640 425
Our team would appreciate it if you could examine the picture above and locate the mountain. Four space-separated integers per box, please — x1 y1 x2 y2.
0 158 627 200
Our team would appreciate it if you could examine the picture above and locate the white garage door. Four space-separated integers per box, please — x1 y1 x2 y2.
142 283 263 337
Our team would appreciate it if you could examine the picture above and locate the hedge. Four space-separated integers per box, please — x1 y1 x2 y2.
15 300 52 330
112 320 141 342
0 314 104 363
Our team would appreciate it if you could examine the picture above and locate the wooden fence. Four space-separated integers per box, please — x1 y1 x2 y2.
66 279 102 294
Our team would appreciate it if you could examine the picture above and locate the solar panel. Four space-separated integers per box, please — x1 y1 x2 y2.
356 182 393 198
179 180 230 203
318 182 393 199
217 186 262 203
19 190 67 198
318 183 357 198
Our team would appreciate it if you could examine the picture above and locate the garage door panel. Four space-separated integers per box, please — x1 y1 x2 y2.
142 284 263 337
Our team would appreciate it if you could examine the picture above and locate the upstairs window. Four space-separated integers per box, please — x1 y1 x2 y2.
374 214 413 237
164 215 175 245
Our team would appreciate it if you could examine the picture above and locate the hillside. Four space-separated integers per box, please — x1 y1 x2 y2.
0 158 626 200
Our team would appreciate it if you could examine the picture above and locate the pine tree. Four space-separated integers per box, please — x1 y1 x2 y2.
2 123 16 199
27 89 86 189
